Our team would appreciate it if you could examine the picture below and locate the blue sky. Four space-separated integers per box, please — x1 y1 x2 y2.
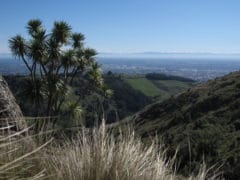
1 0 240 54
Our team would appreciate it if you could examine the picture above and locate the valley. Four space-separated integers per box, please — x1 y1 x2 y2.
112 71 240 179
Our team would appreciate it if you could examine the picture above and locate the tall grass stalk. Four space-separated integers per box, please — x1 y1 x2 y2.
44 122 175 180
0 121 220 180
0 127 51 180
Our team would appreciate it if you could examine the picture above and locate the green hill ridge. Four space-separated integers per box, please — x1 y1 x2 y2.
115 71 240 179
122 73 194 101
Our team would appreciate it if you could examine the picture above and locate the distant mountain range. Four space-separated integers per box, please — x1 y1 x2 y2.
2 52 240 59
98 52 240 60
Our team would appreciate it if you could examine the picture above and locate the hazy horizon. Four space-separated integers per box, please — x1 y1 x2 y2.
2 52 240 61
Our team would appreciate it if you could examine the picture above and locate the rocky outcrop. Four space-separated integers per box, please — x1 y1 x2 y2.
0 76 28 133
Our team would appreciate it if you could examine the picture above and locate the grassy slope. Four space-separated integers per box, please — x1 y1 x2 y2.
124 77 161 97
103 75 152 120
124 76 193 101
115 71 240 179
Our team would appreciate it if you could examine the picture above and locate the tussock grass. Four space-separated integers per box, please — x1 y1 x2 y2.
0 121 220 180
188 163 222 180
44 122 175 180
0 128 49 179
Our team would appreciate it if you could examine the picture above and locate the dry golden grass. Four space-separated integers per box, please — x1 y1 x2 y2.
0 128 49 179
0 121 220 180
44 123 175 180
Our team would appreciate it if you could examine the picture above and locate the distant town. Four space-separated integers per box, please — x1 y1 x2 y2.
1 53 240 82
98 56 240 82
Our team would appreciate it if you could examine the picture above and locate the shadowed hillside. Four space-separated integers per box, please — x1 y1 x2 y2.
4 73 194 123
115 71 240 179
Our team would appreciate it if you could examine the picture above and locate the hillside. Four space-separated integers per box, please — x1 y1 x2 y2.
4 73 194 123
104 73 194 120
122 73 194 101
116 71 240 179
103 74 152 120
0 75 213 180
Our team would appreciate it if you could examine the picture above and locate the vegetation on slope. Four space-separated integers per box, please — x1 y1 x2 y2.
123 74 194 101
5 72 193 125
0 120 218 180
4 74 150 126
125 77 161 97
116 71 240 179
145 73 195 82
0 75 217 179
104 74 151 120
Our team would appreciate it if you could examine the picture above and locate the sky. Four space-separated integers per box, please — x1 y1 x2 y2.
1 0 240 54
